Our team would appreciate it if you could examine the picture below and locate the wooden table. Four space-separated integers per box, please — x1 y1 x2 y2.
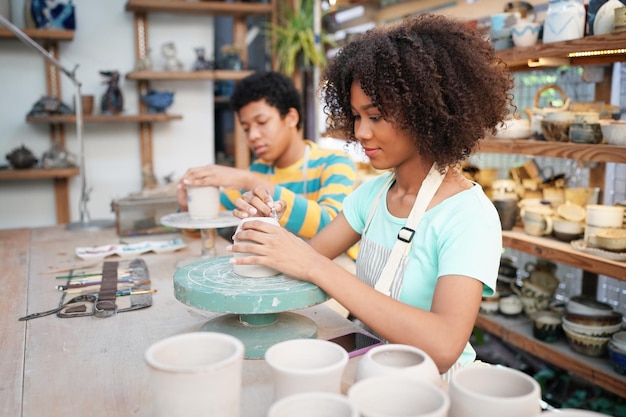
0 226 361 417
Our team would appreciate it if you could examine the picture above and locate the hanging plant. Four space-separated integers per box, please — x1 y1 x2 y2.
266 0 337 76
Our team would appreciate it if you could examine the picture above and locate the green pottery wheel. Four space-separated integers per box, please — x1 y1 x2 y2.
174 256 329 359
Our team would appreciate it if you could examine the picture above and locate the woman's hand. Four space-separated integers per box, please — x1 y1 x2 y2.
233 185 286 220
228 219 325 282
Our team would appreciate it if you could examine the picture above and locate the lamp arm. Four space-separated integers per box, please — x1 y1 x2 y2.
0 13 89 223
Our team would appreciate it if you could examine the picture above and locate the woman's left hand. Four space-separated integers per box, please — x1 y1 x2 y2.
228 218 322 282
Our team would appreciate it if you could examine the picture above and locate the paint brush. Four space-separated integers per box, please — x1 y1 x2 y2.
56 276 138 291
55 269 133 279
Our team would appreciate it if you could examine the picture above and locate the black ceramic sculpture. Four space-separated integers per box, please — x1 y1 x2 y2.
6 145 38 169
100 70 124 115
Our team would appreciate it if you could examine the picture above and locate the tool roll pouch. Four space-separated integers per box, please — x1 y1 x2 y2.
57 258 153 319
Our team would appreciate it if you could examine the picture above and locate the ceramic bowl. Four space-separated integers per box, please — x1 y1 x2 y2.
552 217 584 242
564 311 623 327
566 295 614 317
541 120 570 142
585 204 624 228
494 118 532 139
532 311 563 342
511 21 541 48
612 330 626 351
556 202 586 222
607 341 626 375
562 326 610 357
600 121 626 146
561 318 622 338
569 122 603 144
481 294 501 314
594 227 626 252
499 295 524 316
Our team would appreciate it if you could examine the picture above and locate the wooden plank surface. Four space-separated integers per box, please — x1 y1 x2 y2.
11 226 359 417
0 228 30 417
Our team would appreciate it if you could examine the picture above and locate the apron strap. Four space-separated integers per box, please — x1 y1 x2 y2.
374 164 447 296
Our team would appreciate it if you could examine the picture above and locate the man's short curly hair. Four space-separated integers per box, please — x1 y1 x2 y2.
230 71 303 130
321 14 514 169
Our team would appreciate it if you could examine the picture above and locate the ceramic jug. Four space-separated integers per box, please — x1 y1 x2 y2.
543 0 586 43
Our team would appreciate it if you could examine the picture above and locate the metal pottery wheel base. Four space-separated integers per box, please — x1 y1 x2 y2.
174 256 329 359
200 312 317 359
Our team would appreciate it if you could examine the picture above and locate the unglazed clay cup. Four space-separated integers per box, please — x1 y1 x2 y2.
144 332 245 417
265 338 349 401
448 364 541 417
268 392 358 417
232 217 280 278
354 344 442 388
187 185 220 220
348 375 450 417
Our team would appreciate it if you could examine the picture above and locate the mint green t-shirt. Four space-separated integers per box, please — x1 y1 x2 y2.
343 172 502 365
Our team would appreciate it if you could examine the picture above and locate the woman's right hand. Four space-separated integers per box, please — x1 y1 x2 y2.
233 185 286 220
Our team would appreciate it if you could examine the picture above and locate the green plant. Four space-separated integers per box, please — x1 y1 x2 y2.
266 0 336 76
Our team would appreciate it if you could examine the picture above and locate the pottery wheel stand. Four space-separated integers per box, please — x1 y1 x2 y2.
160 212 241 268
174 256 329 359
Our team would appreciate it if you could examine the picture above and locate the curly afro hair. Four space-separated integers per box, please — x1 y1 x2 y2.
321 14 514 169
230 71 303 130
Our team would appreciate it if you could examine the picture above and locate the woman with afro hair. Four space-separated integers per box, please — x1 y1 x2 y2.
229 14 514 378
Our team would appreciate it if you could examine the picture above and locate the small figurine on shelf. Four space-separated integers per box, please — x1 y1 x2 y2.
6 145 38 170
41 140 76 169
141 89 174 114
29 0 76 30
100 70 124 115
135 47 153 72
28 96 73 116
161 42 183 71
192 47 214 71
216 44 243 70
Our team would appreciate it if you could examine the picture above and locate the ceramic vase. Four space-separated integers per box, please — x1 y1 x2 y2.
187 186 220 220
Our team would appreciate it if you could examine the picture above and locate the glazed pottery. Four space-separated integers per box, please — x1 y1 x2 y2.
499 295 524 316
532 311 563 342
268 392 358 417
543 0 586 43
232 217 281 278
354 344 442 387
493 198 519 231
264 338 349 401
585 204 624 227
511 21 541 47
187 185 220 220
349 375 450 417
600 120 626 146
144 332 244 417
448 364 541 417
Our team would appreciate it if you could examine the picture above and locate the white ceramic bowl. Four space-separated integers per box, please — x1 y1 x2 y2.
561 317 623 337
594 227 626 251
600 121 626 146
566 295 614 317
585 204 624 228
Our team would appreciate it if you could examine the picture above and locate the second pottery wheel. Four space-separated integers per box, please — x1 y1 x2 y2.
174 256 329 359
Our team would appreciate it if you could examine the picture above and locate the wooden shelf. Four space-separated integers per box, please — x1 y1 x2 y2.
26 114 183 123
502 228 626 282
496 32 626 71
125 0 274 16
126 69 254 81
0 28 74 41
0 167 79 181
475 313 626 398
479 138 626 164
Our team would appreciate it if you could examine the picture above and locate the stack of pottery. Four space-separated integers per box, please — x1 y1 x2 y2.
608 331 626 375
552 202 586 242
562 295 623 357
584 204 625 248
510 260 560 317
519 199 554 237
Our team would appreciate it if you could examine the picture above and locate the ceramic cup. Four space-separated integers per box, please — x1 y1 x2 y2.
348 375 450 417
448 364 541 417
493 198 519 230
232 217 280 278
511 21 541 47
354 344 442 388
187 185 220 220
268 392 358 417
521 206 553 236
264 338 349 401
144 332 245 417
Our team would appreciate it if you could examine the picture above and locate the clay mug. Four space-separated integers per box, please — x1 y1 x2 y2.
354 344 442 388
268 392 358 417
493 197 519 231
448 364 541 417
510 280 552 315
264 338 349 401
187 185 220 220
348 375 450 417
232 217 280 278
144 332 245 417
521 206 553 236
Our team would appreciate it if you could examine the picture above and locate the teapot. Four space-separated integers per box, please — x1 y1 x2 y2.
524 84 571 139
6 145 38 169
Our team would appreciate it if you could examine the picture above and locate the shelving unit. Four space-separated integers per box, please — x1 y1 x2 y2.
474 31 626 398
0 28 78 224
124 0 276 182
476 312 626 397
